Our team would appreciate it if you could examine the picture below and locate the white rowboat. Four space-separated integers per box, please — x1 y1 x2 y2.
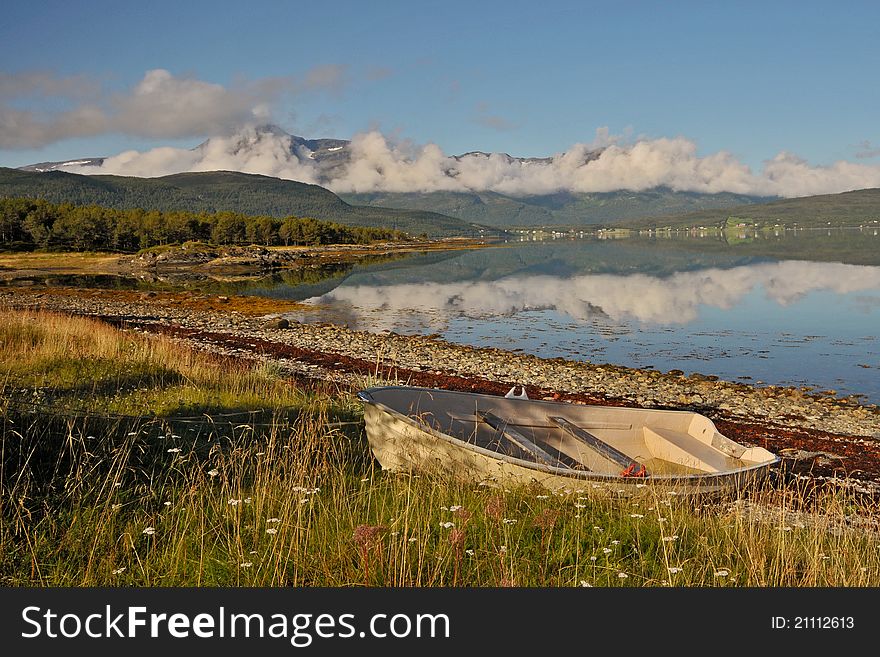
358 386 780 496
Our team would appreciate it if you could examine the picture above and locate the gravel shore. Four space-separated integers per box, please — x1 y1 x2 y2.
3 287 878 442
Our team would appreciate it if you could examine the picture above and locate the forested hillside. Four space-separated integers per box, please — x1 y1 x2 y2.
0 168 481 237
0 197 408 252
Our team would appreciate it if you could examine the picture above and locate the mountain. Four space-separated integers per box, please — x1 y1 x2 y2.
617 187 880 230
0 167 486 237
18 125 776 227
17 125 558 175
20 157 106 172
339 188 776 227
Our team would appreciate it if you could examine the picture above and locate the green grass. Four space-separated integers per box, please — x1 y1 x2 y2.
1 308 879 587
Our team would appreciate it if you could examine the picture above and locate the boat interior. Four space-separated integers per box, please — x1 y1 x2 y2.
362 387 776 478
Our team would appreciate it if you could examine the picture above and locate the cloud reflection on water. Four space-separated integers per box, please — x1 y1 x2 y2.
304 260 880 330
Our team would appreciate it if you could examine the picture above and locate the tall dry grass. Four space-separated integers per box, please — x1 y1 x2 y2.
0 308 313 415
1 308 879 587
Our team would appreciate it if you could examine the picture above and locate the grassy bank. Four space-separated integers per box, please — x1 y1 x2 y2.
1 309 878 586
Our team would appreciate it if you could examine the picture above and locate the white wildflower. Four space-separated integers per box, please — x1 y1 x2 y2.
167 447 181 453
629 514 644 518
112 567 126 575
667 566 682 574
714 569 730 577
617 572 628 579
240 562 253 568
603 548 612 554
266 528 278 535
228 499 242 506
142 527 156 535
266 517 280 523
439 521 455 529
502 518 517 525
207 468 219 477
579 580 592 587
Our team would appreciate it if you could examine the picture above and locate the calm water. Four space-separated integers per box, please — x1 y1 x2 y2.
14 230 876 402
281 230 880 402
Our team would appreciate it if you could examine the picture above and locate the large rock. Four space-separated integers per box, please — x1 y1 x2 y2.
262 317 290 329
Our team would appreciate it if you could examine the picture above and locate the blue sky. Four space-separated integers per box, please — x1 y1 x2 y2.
1 0 878 180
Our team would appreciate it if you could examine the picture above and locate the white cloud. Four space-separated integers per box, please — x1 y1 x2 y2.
321 130 880 198
108 69 271 139
0 68 344 149
67 125 880 198
70 125 880 197
8 66 880 198
74 125 321 182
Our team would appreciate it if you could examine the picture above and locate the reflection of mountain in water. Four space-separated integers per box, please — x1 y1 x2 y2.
237 250 466 301
308 259 880 328
339 239 773 289
335 230 880 290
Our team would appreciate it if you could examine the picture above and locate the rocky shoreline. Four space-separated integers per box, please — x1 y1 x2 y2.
119 240 466 272
3 286 880 490
0 239 491 291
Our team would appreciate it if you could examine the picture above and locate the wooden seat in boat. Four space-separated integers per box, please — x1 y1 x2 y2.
643 426 732 473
